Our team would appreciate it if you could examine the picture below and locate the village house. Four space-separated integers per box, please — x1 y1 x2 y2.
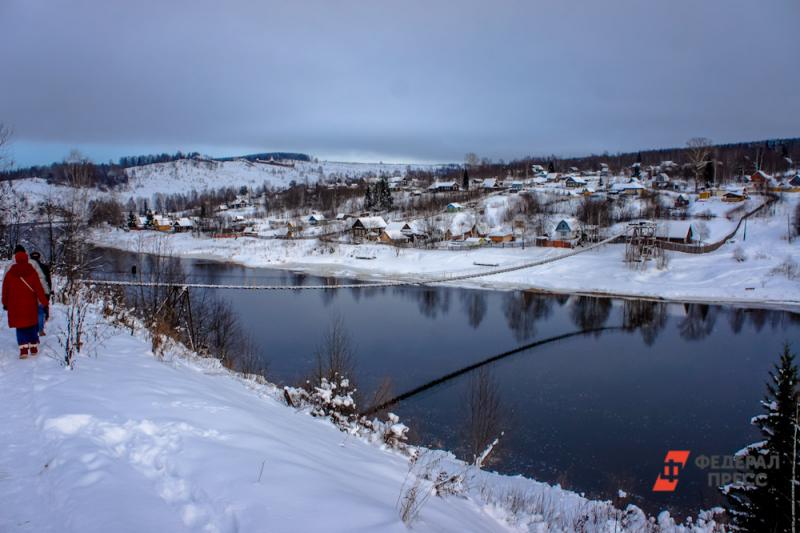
131 215 148 230
152 215 174 232
379 222 413 244
446 202 465 213
610 180 645 196
428 181 459 193
388 176 405 190
229 195 251 209
554 218 580 241
351 216 387 240
674 194 690 209
482 178 499 190
653 173 671 189
487 227 514 243
305 213 326 225
722 191 747 203
564 176 587 189
658 222 696 244
445 214 479 241
749 170 771 190
173 217 194 233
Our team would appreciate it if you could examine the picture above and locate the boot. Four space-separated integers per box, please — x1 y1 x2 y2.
30 344 38 356
19 345 29 359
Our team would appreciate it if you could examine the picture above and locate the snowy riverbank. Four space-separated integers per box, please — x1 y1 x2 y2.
0 302 724 532
91 197 800 310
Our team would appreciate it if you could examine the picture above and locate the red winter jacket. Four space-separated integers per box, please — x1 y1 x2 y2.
2 252 49 329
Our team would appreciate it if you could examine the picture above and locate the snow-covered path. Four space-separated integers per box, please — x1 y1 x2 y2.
0 308 510 533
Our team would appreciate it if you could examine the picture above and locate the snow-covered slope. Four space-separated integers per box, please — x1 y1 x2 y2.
10 158 437 206
0 303 720 532
0 305 503 532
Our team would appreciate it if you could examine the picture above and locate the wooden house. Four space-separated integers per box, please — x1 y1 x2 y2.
554 218 580 241
722 191 746 203
173 217 194 233
749 170 771 190
351 216 387 240
658 222 696 244
379 222 413 244
428 181 459 193
487 228 514 243
305 213 326 225
564 176 587 189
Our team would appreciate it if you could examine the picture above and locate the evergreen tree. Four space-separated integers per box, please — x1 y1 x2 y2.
363 185 374 210
127 211 136 229
547 160 555 173
703 157 715 186
377 177 393 210
463 168 470 191
145 210 154 228
723 344 800 532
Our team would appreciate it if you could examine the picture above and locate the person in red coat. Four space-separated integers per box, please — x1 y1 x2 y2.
2 245 49 359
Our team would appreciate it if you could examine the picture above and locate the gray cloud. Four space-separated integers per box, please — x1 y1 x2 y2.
1 0 798 166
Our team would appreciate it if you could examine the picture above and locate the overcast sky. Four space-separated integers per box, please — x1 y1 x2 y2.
1 0 798 167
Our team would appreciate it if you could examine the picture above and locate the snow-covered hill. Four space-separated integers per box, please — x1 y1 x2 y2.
9 158 438 207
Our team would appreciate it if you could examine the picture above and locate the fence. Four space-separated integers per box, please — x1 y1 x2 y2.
655 194 777 254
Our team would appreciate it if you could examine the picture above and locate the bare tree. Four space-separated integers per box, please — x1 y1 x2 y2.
687 137 713 192
0 123 11 170
463 367 504 465
310 315 356 387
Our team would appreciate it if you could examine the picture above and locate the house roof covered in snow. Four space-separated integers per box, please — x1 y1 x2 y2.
487 226 513 237
352 216 387 230
448 213 476 236
428 181 458 189
658 221 695 240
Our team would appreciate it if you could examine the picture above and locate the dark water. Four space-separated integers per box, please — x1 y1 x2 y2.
94 247 800 517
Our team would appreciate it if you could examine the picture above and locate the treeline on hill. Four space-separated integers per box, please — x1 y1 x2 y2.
422 137 800 184
0 151 200 187
216 152 311 163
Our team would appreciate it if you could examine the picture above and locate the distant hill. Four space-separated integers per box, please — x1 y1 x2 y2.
216 152 311 163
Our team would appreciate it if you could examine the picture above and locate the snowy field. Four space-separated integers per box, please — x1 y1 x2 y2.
0 302 722 532
92 195 800 310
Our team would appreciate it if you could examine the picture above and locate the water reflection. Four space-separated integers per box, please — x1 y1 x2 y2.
502 292 553 341
569 296 612 333
623 300 668 346
460 291 487 329
417 287 450 319
679 303 717 341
